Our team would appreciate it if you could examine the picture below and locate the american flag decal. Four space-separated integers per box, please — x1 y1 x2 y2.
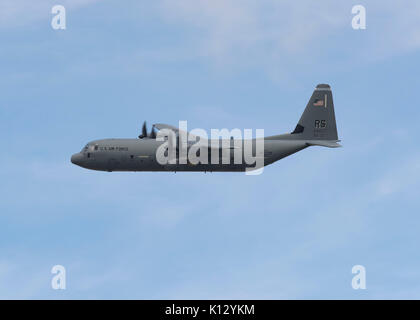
313 94 327 108
313 99 324 107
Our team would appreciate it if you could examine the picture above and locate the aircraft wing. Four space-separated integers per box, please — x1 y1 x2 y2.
153 123 200 141
153 123 179 132
153 123 241 150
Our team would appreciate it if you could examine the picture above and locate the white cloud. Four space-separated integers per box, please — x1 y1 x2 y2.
3 1 420 79
3 1 420 67
159 0 344 67
157 0 420 70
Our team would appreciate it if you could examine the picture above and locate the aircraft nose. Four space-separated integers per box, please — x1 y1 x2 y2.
71 153 83 166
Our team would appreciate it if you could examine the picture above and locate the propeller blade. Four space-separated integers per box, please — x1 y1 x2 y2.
150 125 156 139
139 121 148 139
142 121 148 137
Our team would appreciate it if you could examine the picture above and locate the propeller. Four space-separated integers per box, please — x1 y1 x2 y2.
138 121 148 139
138 121 157 139
150 125 157 139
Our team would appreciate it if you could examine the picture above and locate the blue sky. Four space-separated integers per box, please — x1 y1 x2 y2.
1 0 420 299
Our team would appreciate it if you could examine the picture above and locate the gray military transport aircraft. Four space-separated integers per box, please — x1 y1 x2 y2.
71 84 341 172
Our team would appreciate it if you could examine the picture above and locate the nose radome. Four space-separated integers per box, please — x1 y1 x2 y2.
71 153 82 166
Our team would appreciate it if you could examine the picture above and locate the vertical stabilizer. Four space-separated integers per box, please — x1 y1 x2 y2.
291 84 338 141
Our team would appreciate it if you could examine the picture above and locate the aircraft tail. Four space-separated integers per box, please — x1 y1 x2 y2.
291 84 339 142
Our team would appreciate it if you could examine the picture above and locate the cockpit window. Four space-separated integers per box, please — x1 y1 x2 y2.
81 144 89 153
81 144 99 153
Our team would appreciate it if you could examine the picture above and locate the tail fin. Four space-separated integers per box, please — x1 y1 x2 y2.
291 84 339 141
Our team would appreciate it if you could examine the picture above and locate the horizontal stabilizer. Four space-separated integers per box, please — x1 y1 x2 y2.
306 140 342 148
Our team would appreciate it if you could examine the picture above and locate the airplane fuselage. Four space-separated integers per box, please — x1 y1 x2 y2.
71 138 308 172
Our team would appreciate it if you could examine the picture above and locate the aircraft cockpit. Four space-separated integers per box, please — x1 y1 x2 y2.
80 144 98 158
